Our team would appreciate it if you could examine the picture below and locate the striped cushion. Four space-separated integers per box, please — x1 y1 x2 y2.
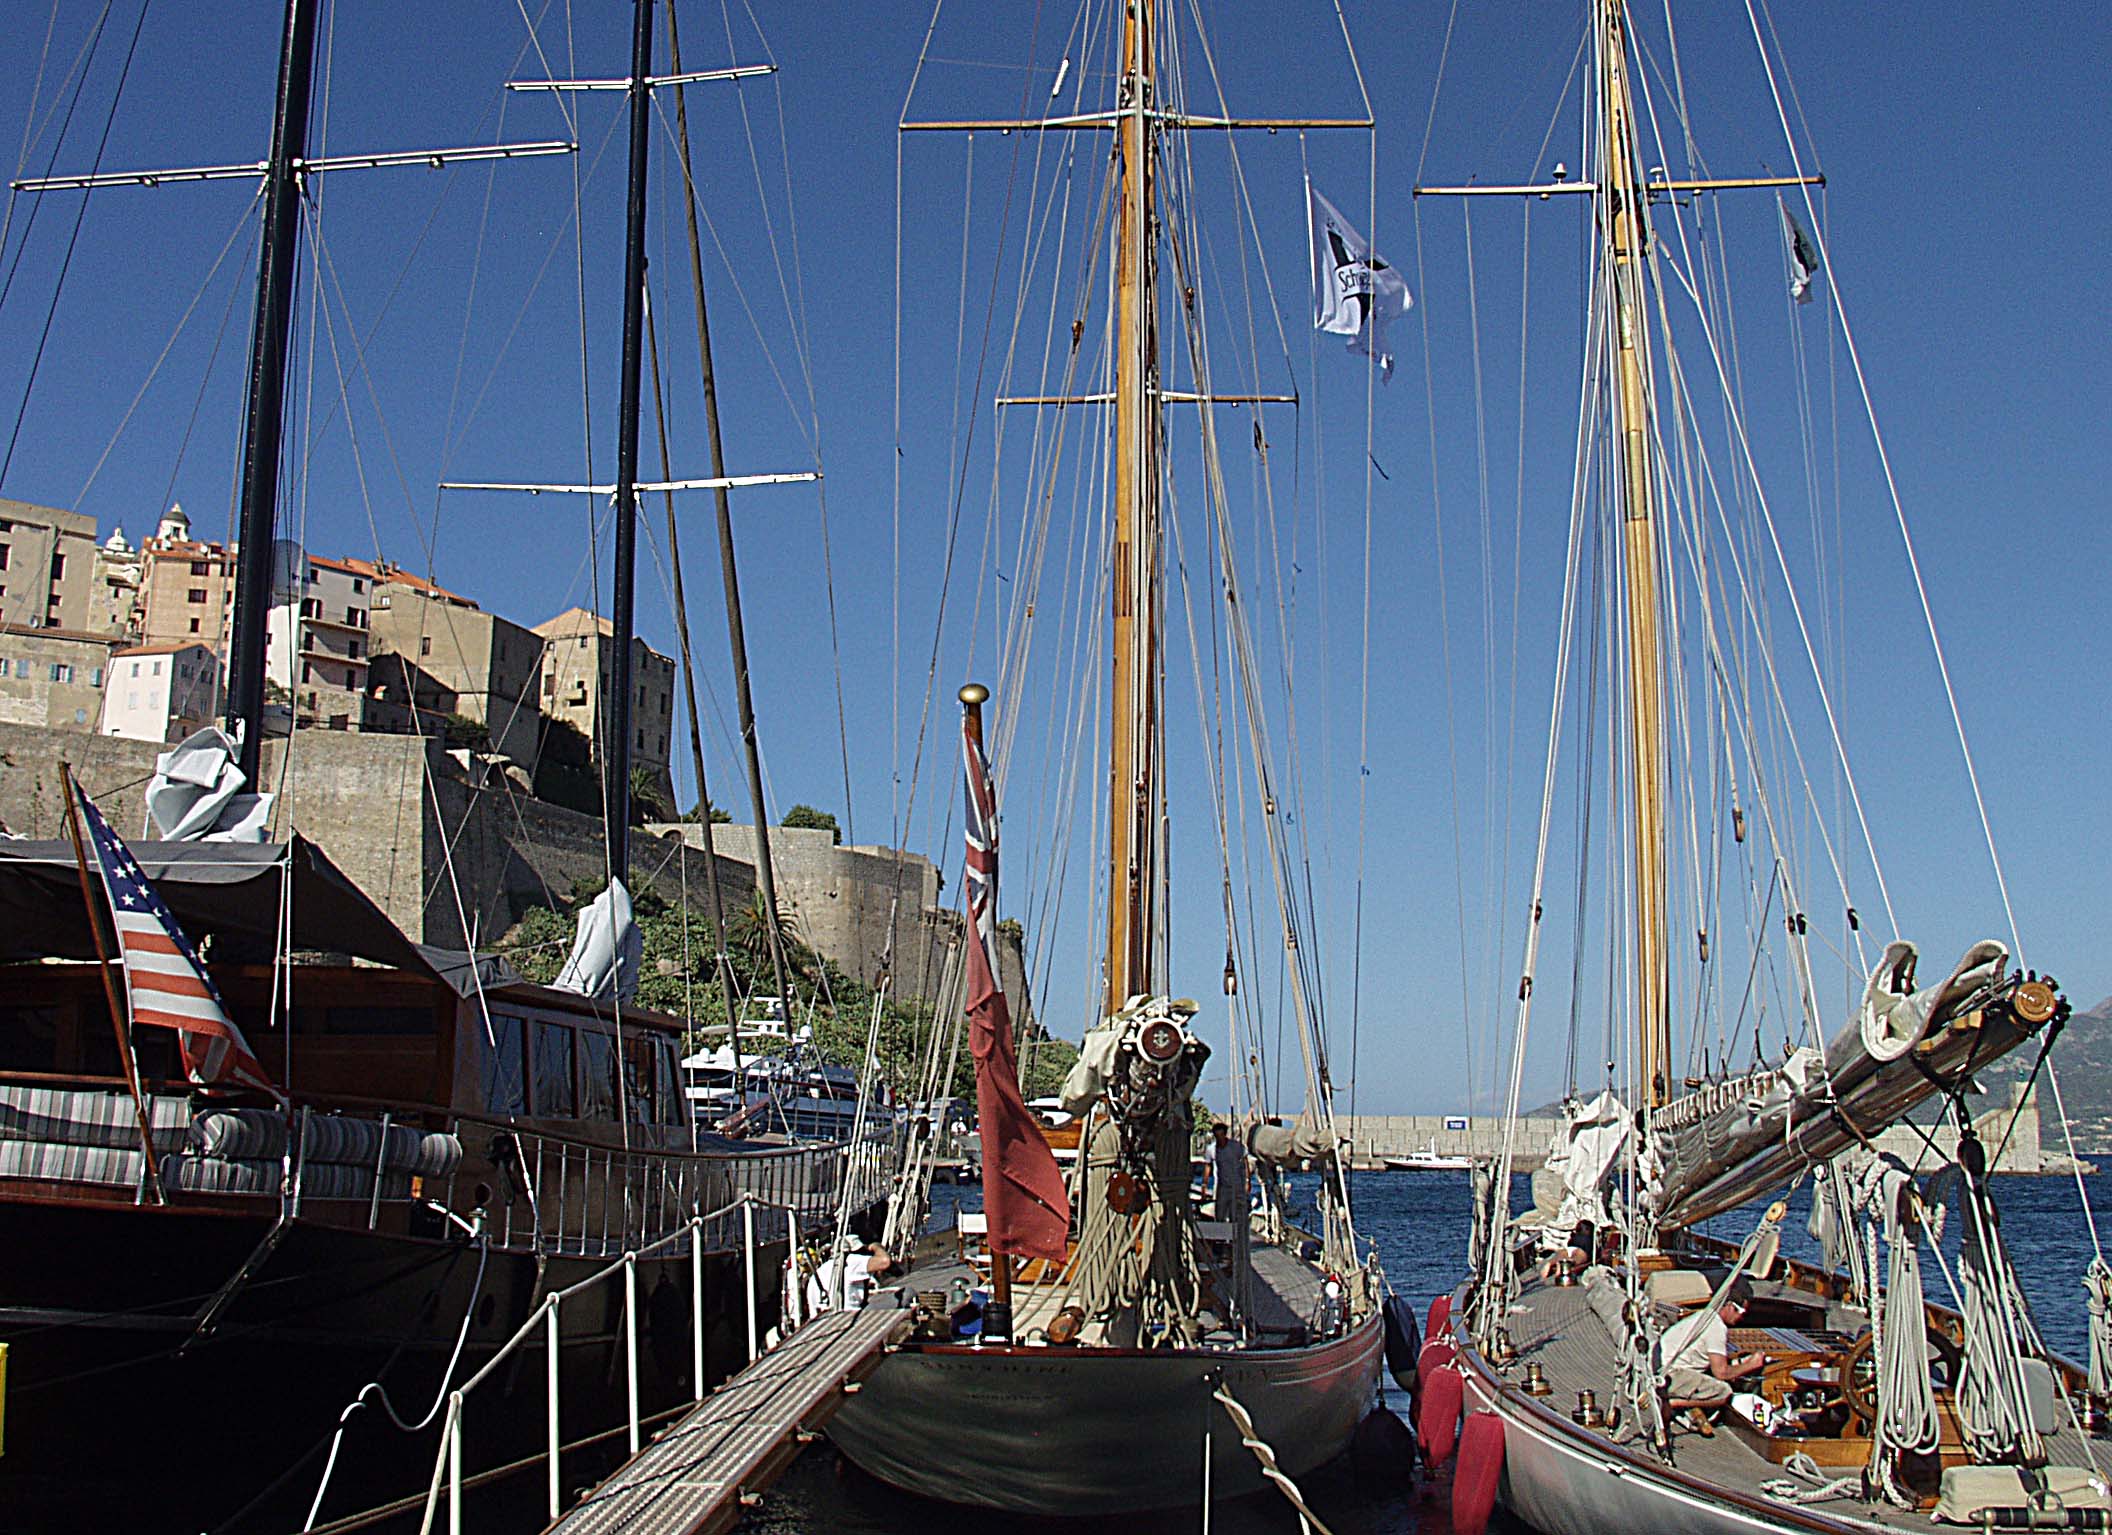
162 1153 416 1201
0 1136 146 1187
0 1084 189 1154
189 1109 461 1177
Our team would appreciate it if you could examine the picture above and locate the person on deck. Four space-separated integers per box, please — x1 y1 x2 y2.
1660 1275 1765 1430
806 1241 895 1314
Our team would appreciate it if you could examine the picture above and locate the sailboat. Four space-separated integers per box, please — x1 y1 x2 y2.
824 0 1383 1516
1419 5 2102 1533
0 3 860 1528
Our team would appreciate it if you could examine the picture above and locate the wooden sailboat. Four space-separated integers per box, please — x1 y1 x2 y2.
1425 5 2096 1532
0 4 859 1528
825 0 1383 1515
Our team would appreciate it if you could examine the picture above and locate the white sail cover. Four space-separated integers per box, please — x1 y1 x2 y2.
1535 1089 1629 1235
553 878 642 1002
145 727 273 842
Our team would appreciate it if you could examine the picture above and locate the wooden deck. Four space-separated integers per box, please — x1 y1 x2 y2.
546 1305 911 1535
1494 1267 2112 1529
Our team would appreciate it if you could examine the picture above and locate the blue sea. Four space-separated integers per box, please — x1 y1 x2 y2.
751 1166 2112 1533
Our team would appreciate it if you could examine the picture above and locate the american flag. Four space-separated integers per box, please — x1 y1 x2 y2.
74 783 279 1098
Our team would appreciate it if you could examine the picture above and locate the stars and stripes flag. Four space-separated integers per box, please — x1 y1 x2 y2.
962 700 1070 1263
73 782 280 1098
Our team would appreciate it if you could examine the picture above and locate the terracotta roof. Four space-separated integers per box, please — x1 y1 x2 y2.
0 622 116 647
332 555 478 608
114 640 216 659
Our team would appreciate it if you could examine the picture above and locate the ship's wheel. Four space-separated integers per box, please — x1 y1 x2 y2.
1834 1325 1963 1428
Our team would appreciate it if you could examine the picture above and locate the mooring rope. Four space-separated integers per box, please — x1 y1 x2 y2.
1210 1379 1338 1535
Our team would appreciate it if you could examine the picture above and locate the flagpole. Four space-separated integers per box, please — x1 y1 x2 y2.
60 765 166 1204
959 682 1014 1340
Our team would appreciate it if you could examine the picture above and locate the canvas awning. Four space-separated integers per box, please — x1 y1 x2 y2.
0 834 435 978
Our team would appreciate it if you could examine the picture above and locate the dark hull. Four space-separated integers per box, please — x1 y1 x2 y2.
0 1197 785 1533
829 1310 1384 1515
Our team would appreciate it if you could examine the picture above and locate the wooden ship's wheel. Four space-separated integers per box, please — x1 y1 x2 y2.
1833 1326 1964 1430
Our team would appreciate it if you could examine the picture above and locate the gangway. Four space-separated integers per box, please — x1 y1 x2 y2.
544 1304 911 1535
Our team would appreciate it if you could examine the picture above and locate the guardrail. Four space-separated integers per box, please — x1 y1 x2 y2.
422 1189 795 1533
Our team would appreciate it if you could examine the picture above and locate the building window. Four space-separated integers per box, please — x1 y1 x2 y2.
152 660 162 677
348 638 361 659
190 560 209 576
189 617 200 634
49 552 64 579
420 635 432 657
577 636 588 649
543 673 554 696
49 663 74 683
88 667 101 687
74 708 87 725
188 588 206 603
301 662 312 684
351 577 363 593
300 597 319 619
0 659 8 677
0 542 9 570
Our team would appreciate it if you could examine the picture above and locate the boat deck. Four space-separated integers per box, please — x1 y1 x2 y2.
1482 1266 2112 1530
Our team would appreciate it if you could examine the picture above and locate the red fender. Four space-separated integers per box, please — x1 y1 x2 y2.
1416 1338 1456 1381
1418 1362 1464 1465
1427 1292 1452 1342
1451 1410 1505 1535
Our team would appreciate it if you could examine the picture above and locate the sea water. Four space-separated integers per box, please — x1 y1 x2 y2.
753 1166 2112 1534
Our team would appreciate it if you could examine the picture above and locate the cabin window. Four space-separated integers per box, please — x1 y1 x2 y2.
621 1034 657 1123
479 1013 527 1116
0 1004 63 1072
532 1021 576 1117
654 1037 683 1125
579 1030 619 1120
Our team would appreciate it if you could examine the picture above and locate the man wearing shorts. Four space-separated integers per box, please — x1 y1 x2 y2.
1660 1274 1764 1420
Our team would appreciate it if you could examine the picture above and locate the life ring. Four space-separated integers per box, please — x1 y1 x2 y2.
1427 1291 1453 1342
1451 1410 1505 1535
1419 1361 1464 1465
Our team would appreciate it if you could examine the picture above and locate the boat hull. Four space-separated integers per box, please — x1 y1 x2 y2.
1449 1296 1865 1535
828 1309 1383 1514
0 1197 785 1532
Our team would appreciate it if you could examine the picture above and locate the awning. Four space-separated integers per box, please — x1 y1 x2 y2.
0 834 435 977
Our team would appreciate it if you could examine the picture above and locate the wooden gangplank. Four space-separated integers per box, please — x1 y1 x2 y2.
546 1306 910 1535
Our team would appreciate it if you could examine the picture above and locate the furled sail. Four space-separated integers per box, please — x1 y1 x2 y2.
1652 939 2059 1231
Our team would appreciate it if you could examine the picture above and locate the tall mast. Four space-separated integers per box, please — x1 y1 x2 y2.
1105 0 1161 1015
603 0 658 884
224 0 320 781
1597 0 1672 1105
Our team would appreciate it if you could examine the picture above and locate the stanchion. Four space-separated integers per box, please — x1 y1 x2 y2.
546 1294 562 1520
742 1195 759 1362
624 1255 641 1455
691 1215 706 1403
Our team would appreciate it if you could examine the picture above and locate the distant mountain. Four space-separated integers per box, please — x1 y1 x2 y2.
1986 992 2112 1155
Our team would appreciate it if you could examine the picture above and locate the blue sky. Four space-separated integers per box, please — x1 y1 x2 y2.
1 2 2105 1115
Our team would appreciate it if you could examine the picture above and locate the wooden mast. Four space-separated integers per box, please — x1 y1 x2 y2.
1597 0 1672 1106
1106 0 1161 1015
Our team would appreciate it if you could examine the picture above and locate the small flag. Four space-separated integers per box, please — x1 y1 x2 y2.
962 699 1070 1263
1308 181 1412 380
1780 197 1820 305
74 783 280 1098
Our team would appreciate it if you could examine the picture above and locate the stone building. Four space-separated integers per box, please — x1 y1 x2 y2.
0 498 96 633
533 607 675 805
100 640 221 745
88 527 145 641
267 550 372 731
0 623 114 732
137 504 237 650
358 559 543 768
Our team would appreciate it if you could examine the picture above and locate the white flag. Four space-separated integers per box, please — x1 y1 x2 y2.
1308 181 1412 380
1780 196 1820 305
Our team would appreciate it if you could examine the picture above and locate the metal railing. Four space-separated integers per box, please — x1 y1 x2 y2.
419 1188 802 1534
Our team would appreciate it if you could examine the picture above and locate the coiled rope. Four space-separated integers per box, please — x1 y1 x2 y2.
1210 1379 1338 1535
